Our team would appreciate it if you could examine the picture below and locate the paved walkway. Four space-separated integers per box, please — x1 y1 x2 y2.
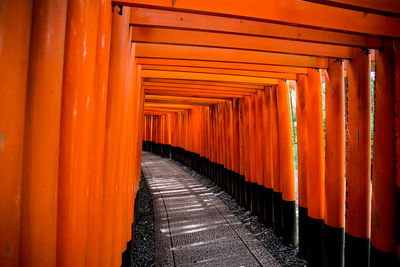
141 151 279 267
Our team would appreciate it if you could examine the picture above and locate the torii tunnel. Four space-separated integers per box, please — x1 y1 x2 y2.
1 0 400 266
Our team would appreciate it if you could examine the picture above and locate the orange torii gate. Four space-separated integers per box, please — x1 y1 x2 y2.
1 1 400 267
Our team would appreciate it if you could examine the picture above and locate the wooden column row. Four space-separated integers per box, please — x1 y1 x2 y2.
145 42 400 266
0 2 144 267
144 86 297 246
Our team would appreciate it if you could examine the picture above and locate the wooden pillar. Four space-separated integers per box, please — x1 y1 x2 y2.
0 1 32 266
276 80 296 246
56 0 99 266
296 69 325 266
249 94 258 214
371 40 397 266
255 90 265 218
243 96 252 209
296 74 308 257
324 59 345 267
345 48 371 267
86 0 112 266
19 1 67 266
99 6 130 267
262 87 274 228
395 40 400 264
271 88 282 235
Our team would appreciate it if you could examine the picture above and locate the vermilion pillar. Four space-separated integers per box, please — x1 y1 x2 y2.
243 96 252 209
395 40 400 264
86 1 112 266
371 40 397 266
324 59 345 267
345 48 371 267
276 80 296 246
271 88 282 235
262 87 274 227
296 74 308 257
0 1 32 266
100 6 130 267
255 90 265 217
56 0 99 266
19 1 67 267
296 69 325 266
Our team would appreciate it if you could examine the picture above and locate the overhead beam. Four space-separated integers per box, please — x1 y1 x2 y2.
117 0 400 38
303 0 400 17
129 8 382 48
144 102 200 109
137 58 308 74
136 43 328 68
143 82 258 92
145 90 246 99
132 26 352 58
144 78 266 89
142 65 297 80
144 107 188 112
145 95 226 105
141 69 279 84
144 87 251 96
144 88 250 98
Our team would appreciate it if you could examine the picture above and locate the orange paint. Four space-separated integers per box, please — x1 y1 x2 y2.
0 1 32 266
295 75 308 209
371 40 396 254
275 81 295 202
57 0 99 266
20 1 67 266
100 6 131 267
263 87 274 190
345 48 371 240
324 59 345 228
86 0 112 266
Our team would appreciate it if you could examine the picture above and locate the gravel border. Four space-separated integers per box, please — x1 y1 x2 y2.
132 173 155 267
174 160 308 267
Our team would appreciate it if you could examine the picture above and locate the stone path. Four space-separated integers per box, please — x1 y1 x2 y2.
141 151 280 267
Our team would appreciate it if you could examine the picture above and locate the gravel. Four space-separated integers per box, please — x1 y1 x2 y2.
132 173 155 267
176 161 308 267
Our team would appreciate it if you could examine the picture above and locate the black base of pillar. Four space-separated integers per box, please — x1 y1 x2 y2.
298 206 308 258
262 188 273 228
307 217 324 267
273 191 282 236
282 199 297 246
239 175 246 208
256 184 264 218
345 233 370 267
121 239 132 267
250 182 258 214
244 180 252 210
370 246 397 267
323 224 344 267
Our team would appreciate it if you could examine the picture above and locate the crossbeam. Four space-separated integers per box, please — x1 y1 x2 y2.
117 0 400 37
136 43 328 68
131 26 352 58
129 8 383 48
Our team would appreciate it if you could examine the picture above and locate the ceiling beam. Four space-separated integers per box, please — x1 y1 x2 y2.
144 86 251 95
129 8 382 48
303 0 400 17
131 26 352 58
136 43 328 68
145 95 226 105
144 89 249 98
143 78 265 89
141 65 297 80
117 0 400 38
137 58 308 74
141 69 279 84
